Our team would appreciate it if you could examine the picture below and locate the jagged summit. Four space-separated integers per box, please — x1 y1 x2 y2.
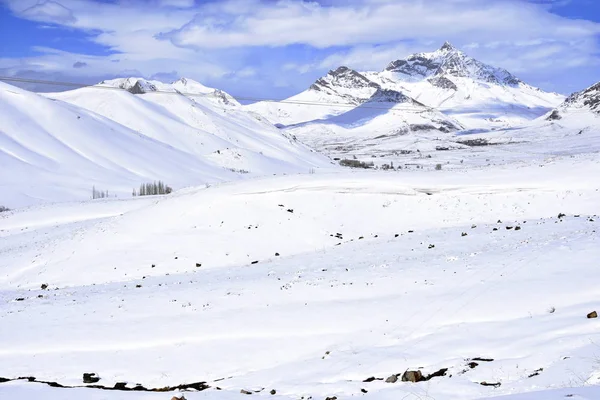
440 41 456 52
384 42 521 86
310 66 378 92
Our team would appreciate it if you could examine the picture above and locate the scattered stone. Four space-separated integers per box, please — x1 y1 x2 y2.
401 370 423 383
270 389 276 395
82 373 100 384
558 213 566 219
587 311 598 319
408 230 414 233
363 377 378 383
472 357 494 362
196 263 202 268
240 389 252 395
15 298 24 301
462 232 468 237
528 368 543 378
471 224 477 229
515 226 521 231
361 388 368 393
174 257 178 260
424 368 448 380
506 226 514 230
325 397 338 400
385 374 399 383
468 362 479 369
493 228 498 231
480 381 501 388
114 382 128 390
37 294 43 298
287 209 294 213
358 236 364 240
135 284 142 288
395 234 399 238
171 396 186 400
152 264 156 268
497 220 502 223
41 284 48 290
428 244 435 249
275 253 280 256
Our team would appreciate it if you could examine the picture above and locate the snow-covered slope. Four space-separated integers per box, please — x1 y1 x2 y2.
284 87 464 158
0 81 331 208
246 67 386 126
1 154 599 400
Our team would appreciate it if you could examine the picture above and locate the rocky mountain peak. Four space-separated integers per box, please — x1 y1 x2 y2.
384 43 521 87
440 41 456 52
310 66 379 93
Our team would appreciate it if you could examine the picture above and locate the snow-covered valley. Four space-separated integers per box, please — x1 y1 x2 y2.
1 151 599 399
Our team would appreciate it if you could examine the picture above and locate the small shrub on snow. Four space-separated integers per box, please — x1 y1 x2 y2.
435 164 443 170
339 159 375 169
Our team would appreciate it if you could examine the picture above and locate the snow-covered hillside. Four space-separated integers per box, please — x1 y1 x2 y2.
0 81 331 208
1 153 599 400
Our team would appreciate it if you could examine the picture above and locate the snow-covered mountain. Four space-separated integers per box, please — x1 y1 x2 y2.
383 41 521 85
0 81 331 208
248 42 564 131
371 42 565 129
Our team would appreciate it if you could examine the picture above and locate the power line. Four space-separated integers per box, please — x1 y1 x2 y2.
0 76 436 113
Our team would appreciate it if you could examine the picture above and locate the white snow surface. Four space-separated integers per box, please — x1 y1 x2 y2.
0 81 331 208
1 151 599 399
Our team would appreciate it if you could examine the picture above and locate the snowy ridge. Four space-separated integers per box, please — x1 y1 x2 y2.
559 81 600 114
99 77 241 106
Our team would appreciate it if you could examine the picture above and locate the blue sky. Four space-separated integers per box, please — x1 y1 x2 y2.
1 0 600 98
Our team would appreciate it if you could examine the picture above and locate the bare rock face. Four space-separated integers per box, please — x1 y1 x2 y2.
385 374 399 383
402 370 424 383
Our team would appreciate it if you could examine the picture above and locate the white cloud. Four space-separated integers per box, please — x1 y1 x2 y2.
20 0 76 24
1 0 599 96
158 0 600 49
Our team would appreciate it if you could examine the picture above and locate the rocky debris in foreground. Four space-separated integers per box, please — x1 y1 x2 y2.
83 373 100 383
